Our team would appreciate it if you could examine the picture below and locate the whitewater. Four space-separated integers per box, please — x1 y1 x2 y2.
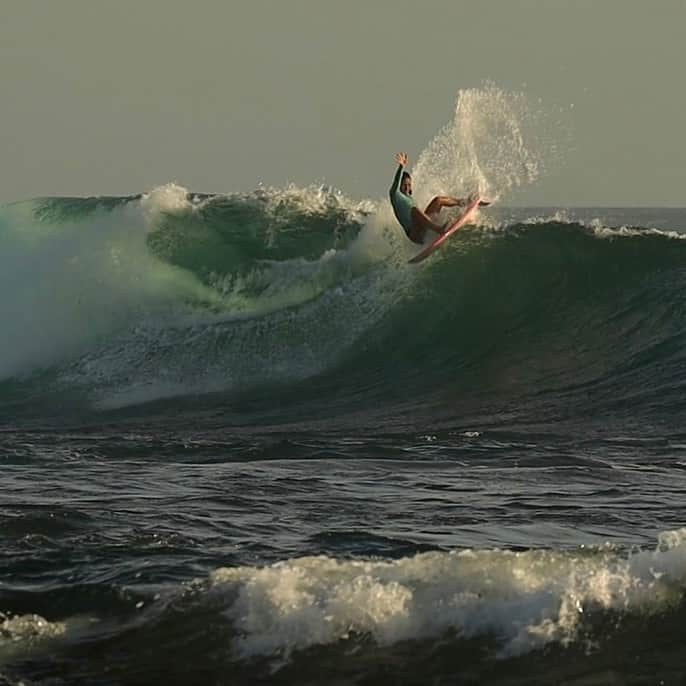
2 86 686 685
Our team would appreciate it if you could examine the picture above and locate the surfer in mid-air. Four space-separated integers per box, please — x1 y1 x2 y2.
390 152 489 244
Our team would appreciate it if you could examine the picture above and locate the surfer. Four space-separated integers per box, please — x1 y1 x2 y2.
390 152 488 244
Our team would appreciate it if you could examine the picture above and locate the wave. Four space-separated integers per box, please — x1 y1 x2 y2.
209 527 686 661
4 529 686 683
2 185 686 422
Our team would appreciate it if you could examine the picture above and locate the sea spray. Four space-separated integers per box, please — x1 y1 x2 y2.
411 83 569 207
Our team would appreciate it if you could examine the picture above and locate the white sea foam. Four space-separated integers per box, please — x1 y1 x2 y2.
0 612 65 643
473 208 686 240
211 528 686 660
0 612 66 665
0 187 215 380
589 221 686 240
140 182 193 218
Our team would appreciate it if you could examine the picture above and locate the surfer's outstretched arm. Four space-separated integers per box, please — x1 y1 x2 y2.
389 165 403 198
390 152 408 197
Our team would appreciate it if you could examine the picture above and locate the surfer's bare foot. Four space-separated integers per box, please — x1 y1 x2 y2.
465 192 481 205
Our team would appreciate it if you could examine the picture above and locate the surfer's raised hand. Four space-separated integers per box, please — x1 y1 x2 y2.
395 152 408 166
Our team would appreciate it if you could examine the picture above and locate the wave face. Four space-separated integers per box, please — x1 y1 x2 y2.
2 185 686 428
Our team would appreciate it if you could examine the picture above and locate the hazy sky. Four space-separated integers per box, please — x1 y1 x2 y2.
1 0 684 205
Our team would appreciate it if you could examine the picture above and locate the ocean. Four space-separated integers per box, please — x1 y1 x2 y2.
3 86 686 685
2 187 686 685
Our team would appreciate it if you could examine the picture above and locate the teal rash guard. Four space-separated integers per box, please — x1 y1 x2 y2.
389 164 415 235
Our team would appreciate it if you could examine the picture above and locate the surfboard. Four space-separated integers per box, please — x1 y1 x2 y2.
408 196 482 264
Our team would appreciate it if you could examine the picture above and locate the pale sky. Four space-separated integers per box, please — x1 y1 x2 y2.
1 0 684 205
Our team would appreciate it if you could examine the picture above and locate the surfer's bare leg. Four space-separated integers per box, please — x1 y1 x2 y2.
409 207 445 243
424 196 465 216
426 196 491 215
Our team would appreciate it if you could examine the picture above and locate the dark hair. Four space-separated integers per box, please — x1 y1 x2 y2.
401 171 411 183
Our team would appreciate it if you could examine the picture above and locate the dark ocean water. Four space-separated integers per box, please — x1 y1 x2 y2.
2 188 686 685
